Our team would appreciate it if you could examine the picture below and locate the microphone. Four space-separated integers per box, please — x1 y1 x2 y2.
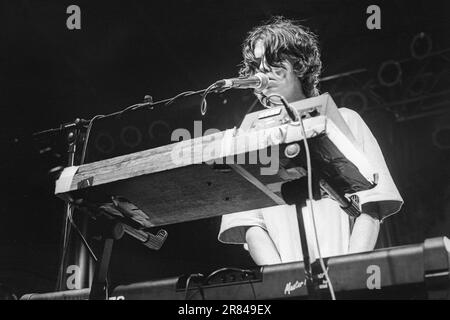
215 73 269 91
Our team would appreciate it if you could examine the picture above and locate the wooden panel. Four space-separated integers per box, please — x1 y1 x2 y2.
72 163 279 227
56 117 327 195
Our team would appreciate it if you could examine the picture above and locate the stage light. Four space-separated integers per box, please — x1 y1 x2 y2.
433 126 450 149
120 126 142 149
410 32 432 60
94 132 115 155
408 72 433 97
377 60 402 87
340 91 368 113
148 120 170 141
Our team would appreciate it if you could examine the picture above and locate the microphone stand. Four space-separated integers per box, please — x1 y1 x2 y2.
34 118 93 291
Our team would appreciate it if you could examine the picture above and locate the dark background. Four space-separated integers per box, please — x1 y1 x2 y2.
0 0 449 297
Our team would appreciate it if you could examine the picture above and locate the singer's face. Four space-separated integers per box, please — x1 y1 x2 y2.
253 40 305 104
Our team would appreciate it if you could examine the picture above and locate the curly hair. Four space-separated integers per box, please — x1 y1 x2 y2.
239 16 322 98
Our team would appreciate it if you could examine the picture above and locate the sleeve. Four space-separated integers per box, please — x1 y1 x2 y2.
339 108 404 221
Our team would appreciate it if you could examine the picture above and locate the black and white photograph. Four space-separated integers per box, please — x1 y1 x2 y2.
0 0 449 303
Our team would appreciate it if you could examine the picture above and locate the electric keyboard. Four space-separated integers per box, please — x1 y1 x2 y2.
21 237 450 300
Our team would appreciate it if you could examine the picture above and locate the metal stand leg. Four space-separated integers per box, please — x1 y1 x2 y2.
56 129 77 291
280 178 318 299
89 221 124 300
54 120 93 291
294 203 317 299
34 118 93 291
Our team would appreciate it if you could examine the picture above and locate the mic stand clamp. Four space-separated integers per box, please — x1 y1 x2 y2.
33 118 89 139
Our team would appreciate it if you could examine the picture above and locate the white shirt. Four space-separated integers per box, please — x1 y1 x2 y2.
218 107 404 263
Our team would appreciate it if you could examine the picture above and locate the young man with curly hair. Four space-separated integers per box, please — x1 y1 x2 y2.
218 17 403 265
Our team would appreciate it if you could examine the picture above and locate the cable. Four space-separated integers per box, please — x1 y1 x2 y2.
165 90 197 106
80 114 105 165
77 82 229 168
200 83 220 116
273 94 336 300
55 203 99 291
204 267 251 283
116 88 216 118
292 101 336 300
67 207 98 262
118 103 145 115
259 93 284 109
78 86 219 168
204 267 257 300
184 273 205 300
248 277 257 300
298 114 336 300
